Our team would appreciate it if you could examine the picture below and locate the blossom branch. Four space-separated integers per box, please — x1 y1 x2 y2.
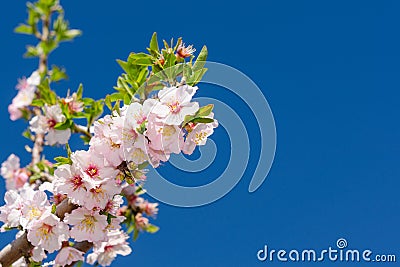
0 198 76 266
31 9 52 166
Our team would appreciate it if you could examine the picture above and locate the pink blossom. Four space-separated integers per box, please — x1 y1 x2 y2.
63 92 84 113
31 246 46 262
55 247 84 267
0 190 23 229
8 104 22 121
124 99 164 129
135 213 149 231
1 154 29 190
154 85 199 125
27 212 69 253
104 195 124 215
136 197 159 217
53 164 87 206
20 190 51 229
90 115 125 167
182 117 218 155
87 230 132 266
64 207 108 242
123 134 148 165
145 115 183 154
8 71 40 121
84 179 121 210
29 104 71 145
71 150 119 187
90 136 124 168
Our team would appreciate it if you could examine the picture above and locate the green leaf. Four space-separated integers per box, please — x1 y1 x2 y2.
123 93 131 105
192 45 208 72
183 114 196 125
77 83 83 99
22 129 32 140
129 53 153 66
54 156 72 165
138 161 149 170
187 68 208 86
14 24 33 35
50 65 68 82
196 104 214 117
39 40 58 55
146 224 159 234
149 32 159 54
54 119 72 130
133 228 139 241
31 99 45 107
191 118 214 124
105 95 112 110
24 45 40 58
116 59 130 73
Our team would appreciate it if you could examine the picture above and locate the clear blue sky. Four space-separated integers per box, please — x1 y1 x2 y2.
1 0 400 266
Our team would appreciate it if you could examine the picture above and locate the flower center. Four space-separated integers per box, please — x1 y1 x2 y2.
168 101 181 113
47 118 57 129
37 224 53 240
194 131 208 144
28 206 42 220
71 175 84 190
78 215 96 234
85 164 99 178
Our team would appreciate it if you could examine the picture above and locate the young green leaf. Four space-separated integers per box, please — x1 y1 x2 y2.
14 24 33 35
149 32 159 55
192 45 208 72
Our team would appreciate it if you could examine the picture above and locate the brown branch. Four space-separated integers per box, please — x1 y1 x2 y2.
0 232 33 267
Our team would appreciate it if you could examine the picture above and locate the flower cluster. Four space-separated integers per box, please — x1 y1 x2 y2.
30 104 72 145
0 154 29 191
0 83 217 266
8 71 40 121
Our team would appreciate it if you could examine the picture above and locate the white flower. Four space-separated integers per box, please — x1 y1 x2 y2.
87 230 132 266
1 154 29 190
9 71 40 121
27 212 69 253
55 247 84 266
25 71 40 87
20 190 51 229
183 115 218 155
153 85 199 125
0 190 23 229
53 164 87 206
84 179 121 210
71 150 118 187
31 246 47 262
29 104 71 145
64 207 108 242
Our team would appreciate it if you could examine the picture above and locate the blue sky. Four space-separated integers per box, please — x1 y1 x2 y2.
1 0 400 266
